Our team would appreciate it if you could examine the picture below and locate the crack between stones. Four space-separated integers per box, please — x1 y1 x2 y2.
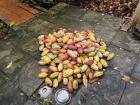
30 80 45 97
116 82 127 105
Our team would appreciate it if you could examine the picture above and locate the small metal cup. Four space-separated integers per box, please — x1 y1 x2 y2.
55 88 71 105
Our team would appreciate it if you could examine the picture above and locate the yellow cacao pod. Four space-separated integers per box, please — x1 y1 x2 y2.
58 72 63 82
97 62 103 69
58 63 63 71
74 67 81 74
53 79 59 88
91 64 99 71
94 55 100 62
73 80 78 90
83 74 88 88
96 52 103 58
62 35 69 43
63 69 74 77
63 78 68 85
38 72 48 78
100 59 108 67
45 77 52 86
107 53 115 60
68 76 74 81
88 32 95 42
42 56 51 64
94 71 104 77
49 72 59 79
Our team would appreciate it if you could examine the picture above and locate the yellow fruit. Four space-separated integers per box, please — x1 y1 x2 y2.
100 41 106 46
77 57 82 63
98 48 105 53
53 79 59 88
47 53 57 59
88 32 95 42
73 80 78 90
107 53 115 60
74 67 81 74
49 66 58 72
38 72 48 78
83 74 88 88
93 60 97 65
41 49 49 56
68 76 74 81
45 77 52 86
63 60 70 64
52 43 61 49
100 59 108 67
100 46 107 50
58 72 63 82
63 78 68 85
94 71 104 77
63 69 74 77
42 56 51 64
97 62 103 69
91 64 99 71
94 55 100 62
39 45 44 51
96 52 103 58
38 60 47 65
89 72 93 79
49 72 59 78
62 35 69 43
81 64 88 73
40 68 48 73
58 63 63 71
103 51 109 57
88 52 96 56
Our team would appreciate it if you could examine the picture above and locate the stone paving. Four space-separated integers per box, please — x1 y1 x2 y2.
0 3 140 105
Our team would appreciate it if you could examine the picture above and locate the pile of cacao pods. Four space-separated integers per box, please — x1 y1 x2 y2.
38 28 114 92
81 0 139 18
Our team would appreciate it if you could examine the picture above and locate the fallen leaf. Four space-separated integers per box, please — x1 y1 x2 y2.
6 61 13 69
121 75 131 82
20 92 24 96
129 81 134 84
78 99 81 105
114 67 119 70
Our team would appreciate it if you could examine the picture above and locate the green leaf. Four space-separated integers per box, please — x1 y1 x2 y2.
9 21 15 27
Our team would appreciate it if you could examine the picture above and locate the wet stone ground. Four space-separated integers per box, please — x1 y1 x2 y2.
0 3 140 105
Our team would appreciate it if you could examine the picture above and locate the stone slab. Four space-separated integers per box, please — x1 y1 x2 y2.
99 15 122 30
92 15 122 45
72 86 112 105
93 24 117 45
18 60 43 96
132 57 140 80
0 71 7 87
53 15 95 31
108 45 137 74
0 41 27 75
0 41 14 61
0 80 27 105
49 3 68 14
81 10 105 25
58 5 87 18
72 70 126 105
119 79 140 105
112 30 140 54
24 100 40 105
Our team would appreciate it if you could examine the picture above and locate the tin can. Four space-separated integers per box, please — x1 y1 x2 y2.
38 86 53 98
55 88 71 105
